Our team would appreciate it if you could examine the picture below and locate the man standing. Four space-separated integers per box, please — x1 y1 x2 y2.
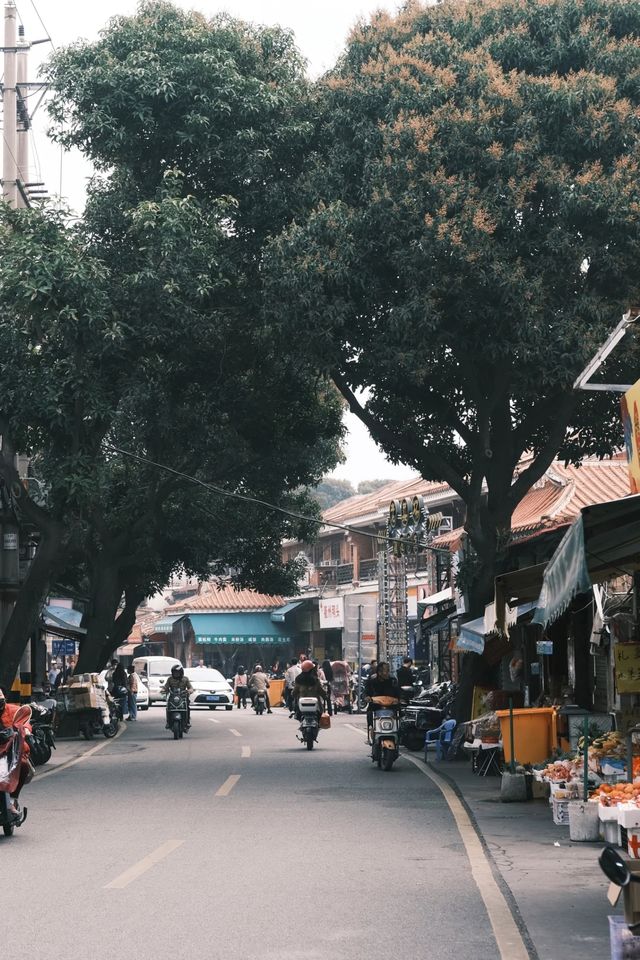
284 658 301 714
127 666 139 721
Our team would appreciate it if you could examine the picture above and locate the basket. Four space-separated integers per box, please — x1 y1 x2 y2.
319 713 331 730
552 798 570 825
609 915 640 960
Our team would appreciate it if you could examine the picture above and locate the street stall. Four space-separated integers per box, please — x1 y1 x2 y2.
55 673 118 739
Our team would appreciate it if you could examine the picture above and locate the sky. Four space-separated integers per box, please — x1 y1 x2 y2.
13 0 416 485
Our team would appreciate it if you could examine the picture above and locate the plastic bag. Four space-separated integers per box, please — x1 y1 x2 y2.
319 713 331 730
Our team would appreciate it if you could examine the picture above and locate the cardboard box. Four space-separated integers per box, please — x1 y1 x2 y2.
57 684 106 713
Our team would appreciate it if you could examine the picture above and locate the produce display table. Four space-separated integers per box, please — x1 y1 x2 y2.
464 739 503 776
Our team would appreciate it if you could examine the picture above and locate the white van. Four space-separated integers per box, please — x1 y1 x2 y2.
132 656 182 704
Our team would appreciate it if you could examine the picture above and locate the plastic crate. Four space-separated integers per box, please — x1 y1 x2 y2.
609 915 640 960
552 798 570 825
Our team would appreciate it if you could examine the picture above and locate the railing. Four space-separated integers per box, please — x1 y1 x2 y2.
359 558 378 581
336 563 354 584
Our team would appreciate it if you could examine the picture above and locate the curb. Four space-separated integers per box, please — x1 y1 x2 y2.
426 761 541 960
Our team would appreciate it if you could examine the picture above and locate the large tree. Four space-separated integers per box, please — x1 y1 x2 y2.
265 0 640 614
0 2 344 688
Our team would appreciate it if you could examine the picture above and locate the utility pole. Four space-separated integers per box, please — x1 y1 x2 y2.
16 22 30 207
2 0 18 207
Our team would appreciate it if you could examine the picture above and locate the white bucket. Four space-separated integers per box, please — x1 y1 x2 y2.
568 800 600 841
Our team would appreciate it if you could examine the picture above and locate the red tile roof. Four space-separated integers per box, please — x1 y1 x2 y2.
432 456 630 551
322 475 453 526
167 585 286 613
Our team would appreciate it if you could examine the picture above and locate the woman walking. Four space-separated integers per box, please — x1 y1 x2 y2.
321 659 334 716
233 665 249 709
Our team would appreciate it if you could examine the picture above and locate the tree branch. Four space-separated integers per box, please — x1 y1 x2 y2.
509 392 577 507
332 371 469 498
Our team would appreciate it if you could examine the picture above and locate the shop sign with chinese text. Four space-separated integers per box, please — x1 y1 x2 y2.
614 642 640 693
319 597 344 629
621 379 640 493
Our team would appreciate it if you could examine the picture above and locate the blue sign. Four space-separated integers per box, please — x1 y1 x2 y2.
52 640 77 656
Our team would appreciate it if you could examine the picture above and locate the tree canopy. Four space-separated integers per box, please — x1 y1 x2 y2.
265 0 640 609
0 2 344 685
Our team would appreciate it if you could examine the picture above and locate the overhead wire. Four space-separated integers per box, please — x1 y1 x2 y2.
104 442 450 555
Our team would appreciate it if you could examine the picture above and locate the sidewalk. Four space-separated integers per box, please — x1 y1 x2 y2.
428 758 614 960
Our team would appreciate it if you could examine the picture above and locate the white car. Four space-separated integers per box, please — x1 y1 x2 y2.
98 670 150 711
184 667 234 710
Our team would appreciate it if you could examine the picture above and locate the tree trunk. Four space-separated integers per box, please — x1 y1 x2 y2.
97 589 144 668
75 558 123 674
0 519 65 693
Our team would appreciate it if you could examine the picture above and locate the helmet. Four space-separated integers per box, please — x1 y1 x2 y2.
237 665 245 674
171 665 184 679
301 660 315 673
0 687 5 712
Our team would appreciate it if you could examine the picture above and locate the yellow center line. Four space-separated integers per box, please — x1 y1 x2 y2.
105 838 183 890
241 745 251 758
216 774 241 797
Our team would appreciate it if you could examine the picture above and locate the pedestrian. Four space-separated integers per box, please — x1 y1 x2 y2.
284 658 301 713
127 666 139 721
233 665 249 709
321 659 334 716
112 661 128 717
47 663 59 687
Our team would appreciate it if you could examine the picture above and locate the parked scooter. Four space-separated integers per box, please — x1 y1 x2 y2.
0 704 31 837
166 690 189 739
370 695 400 771
297 696 321 750
400 682 457 751
27 699 57 766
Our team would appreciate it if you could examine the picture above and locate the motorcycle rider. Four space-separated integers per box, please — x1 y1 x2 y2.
162 665 194 728
365 662 399 744
292 660 326 720
249 664 272 713
0 688 32 816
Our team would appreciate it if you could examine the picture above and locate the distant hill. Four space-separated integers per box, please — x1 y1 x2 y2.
312 477 392 510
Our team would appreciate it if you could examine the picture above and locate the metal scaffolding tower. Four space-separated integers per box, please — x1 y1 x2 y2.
378 543 408 673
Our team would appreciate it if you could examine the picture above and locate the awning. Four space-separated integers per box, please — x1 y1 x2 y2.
458 602 538 654
116 641 141 656
270 601 303 623
531 516 591 627
152 615 186 634
457 616 486 654
41 605 86 640
496 493 640 630
420 587 452 606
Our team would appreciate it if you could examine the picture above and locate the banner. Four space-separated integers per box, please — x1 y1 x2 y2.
319 596 344 629
614 642 640 694
621 379 640 493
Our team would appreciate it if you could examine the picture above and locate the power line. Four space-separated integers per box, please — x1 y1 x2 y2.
29 0 54 49
104 443 450 555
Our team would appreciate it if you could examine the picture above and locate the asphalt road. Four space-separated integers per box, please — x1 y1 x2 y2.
5 706 508 960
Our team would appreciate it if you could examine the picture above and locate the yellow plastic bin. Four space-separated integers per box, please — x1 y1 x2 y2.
268 679 285 707
495 707 557 765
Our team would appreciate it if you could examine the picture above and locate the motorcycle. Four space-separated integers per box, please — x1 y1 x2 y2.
399 682 457 751
166 690 189 739
370 695 400 771
0 704 32 837
253 690 267 716
297 696 320 750
26 699 57 766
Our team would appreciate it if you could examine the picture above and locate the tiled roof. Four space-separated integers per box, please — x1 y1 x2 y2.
322 475 454 526
167 585 287 613
432 455 630 551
